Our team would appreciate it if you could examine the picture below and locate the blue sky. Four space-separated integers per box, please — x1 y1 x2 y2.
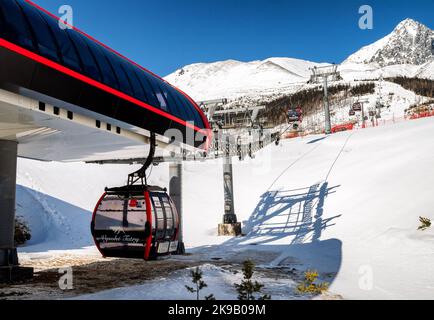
33 0 434 76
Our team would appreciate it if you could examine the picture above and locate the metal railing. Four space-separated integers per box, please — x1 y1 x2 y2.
180 127 279 162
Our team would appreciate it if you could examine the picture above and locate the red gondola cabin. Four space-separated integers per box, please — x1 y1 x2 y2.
91 185 179 260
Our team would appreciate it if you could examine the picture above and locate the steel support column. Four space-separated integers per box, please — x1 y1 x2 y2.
218 136 242 236
169 162 185 254
323 77 332 135
223 136 237 224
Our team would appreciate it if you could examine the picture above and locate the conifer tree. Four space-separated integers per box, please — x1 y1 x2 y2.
234 260 271 300
185 267 215 300
418 216 432 231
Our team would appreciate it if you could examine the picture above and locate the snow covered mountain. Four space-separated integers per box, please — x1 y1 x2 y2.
344 18 433 67
165 18 433 103
165 58 328 101
164 18 433 127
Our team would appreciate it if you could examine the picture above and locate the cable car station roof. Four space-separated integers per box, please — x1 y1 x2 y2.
0 0 210 162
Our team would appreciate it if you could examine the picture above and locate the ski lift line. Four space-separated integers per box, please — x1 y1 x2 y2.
277 123 297 139
266 142 324 192
268 129 354 193
324 131 354 182
146 165 154 182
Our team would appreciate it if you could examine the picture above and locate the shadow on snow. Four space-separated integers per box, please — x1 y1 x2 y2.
194 182 342 287
16 185 93 252
307 136 328 144
16 182 343 290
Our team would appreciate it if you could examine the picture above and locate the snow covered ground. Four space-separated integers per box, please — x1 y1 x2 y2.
75 264 303 300
13 116 434 300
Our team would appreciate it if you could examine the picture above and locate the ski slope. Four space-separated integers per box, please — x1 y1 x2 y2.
16 117 434 299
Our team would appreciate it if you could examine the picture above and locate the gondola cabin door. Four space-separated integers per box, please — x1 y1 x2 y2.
91 186 179 260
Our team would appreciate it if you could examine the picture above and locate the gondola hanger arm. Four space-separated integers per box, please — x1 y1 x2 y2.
128 132 156 186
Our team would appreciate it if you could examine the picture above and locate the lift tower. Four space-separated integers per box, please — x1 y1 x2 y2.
310 65 340 134
218 134 242 236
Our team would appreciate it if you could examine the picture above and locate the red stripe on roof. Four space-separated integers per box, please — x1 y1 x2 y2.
0 38 209 135
24 0 210 130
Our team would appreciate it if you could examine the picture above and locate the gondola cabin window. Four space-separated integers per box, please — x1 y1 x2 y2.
126 198 147 230
152 196 166 240
94 196 125 230
162 197 175 238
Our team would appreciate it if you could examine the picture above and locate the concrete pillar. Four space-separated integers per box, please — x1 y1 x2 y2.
169 162 185 254
0 140 18 265
0 140 33 282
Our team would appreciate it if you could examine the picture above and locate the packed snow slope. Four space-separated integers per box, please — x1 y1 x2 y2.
17 117 434 299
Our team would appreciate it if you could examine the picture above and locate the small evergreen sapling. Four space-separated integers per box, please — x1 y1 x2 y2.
234 260 271 300
418 216 431 231
185 267 215 300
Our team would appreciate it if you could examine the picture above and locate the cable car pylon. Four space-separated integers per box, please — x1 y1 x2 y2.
309 64 341 134
218 135 242 236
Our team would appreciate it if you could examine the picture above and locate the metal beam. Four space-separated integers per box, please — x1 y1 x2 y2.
0 88 183 162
